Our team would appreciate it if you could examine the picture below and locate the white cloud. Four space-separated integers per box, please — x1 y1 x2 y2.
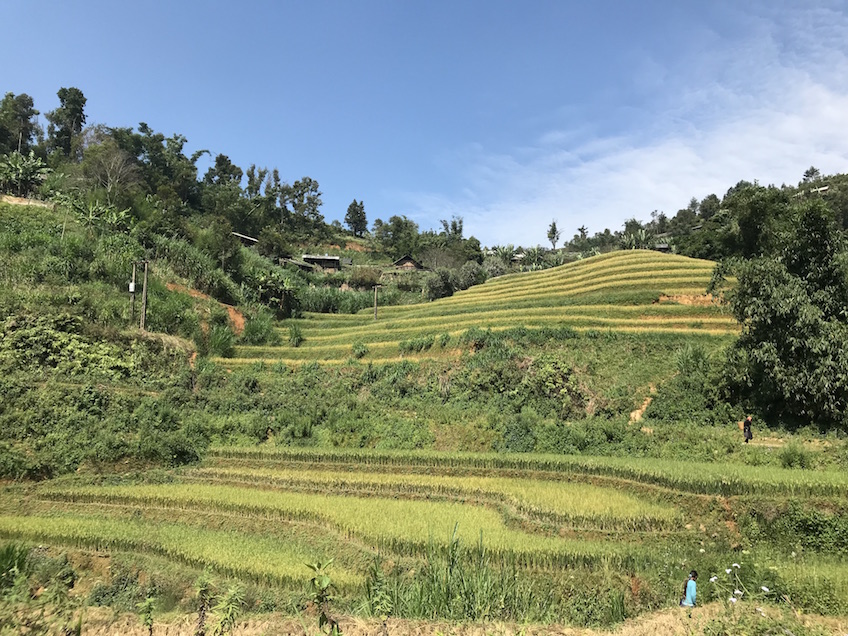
401 4 848 247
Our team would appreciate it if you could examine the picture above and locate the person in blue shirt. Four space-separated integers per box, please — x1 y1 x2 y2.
680 570 698 607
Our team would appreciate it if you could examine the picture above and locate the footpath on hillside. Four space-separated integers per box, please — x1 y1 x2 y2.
76 603 848 636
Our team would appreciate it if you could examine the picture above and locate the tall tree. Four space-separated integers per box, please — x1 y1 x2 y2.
203 154 243 185
46 87 87 158
80 128 141 205
0 92 40 155
440 216 463 242
344 199 367 236
547 220 561 249
802 166 821 183
719 199 848 428
374 215 419 259
280 177 323 233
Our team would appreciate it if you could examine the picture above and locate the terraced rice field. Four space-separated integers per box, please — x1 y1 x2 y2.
219 250 737 366
5 448 848 601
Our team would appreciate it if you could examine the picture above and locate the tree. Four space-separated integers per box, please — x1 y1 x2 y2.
492 244 516 265
196 216 242 272
547 220 561 249
280 177 324 236
802 166 821 183
523 246 547 270
719 199 848 428
203 154 243 185
46 87 87 158
81 132 142 205
699 194 720 221
440 216 463 242
344 199 367 236
0 92 40 155
374 215 419 259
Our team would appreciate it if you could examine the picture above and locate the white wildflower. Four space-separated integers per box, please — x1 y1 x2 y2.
726 568 732 574
761 586 770 593
699 548 705 553
732 563 740 569
709 576 718 583
729 597 738 603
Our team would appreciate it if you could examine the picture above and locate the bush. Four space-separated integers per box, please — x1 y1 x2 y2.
456 261 487 290
288 324 304 347
347 266 382 288
779 442 813 469
399 334 435 353
207 325 235 358
423 268 456 301
240 308 280 346
352 341 369 359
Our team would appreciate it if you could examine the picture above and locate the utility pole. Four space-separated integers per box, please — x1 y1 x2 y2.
373 284 382 320
139 260 149 331
129 262 137 324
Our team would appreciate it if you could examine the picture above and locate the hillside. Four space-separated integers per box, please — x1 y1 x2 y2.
224 250 736 366
3 197 848 635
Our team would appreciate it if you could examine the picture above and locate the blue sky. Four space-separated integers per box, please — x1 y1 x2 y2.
4 0 848 247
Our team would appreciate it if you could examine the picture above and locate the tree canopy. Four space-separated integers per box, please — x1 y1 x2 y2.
719 200 848 429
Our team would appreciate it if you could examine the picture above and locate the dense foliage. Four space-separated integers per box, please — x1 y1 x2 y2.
713 200 848 429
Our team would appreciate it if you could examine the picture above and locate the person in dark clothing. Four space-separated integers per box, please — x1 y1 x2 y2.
743 416 753 443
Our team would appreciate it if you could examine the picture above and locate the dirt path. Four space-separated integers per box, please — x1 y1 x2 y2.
0 194 53 208
74 603 848 635
628 385 656 426
166 282 245 335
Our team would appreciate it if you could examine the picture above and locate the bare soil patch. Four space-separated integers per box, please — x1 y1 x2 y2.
628 385 656 425
658 294 717 306
166 282 245 335
0 194 53 208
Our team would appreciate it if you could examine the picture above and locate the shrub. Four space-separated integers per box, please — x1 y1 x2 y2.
288 324 304 347
423 268 456 301
779 442 813 469
240 308 280 346
456 261 487 290
347 266 382 289
399 334 435 353
208 325 235 358
352 341 369 359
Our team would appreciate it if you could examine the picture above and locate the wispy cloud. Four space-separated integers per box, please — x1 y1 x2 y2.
402 3 848 247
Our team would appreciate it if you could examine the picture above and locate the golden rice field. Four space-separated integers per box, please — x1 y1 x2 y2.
4 447 848 628
217 250 736 366
4 449 846 582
